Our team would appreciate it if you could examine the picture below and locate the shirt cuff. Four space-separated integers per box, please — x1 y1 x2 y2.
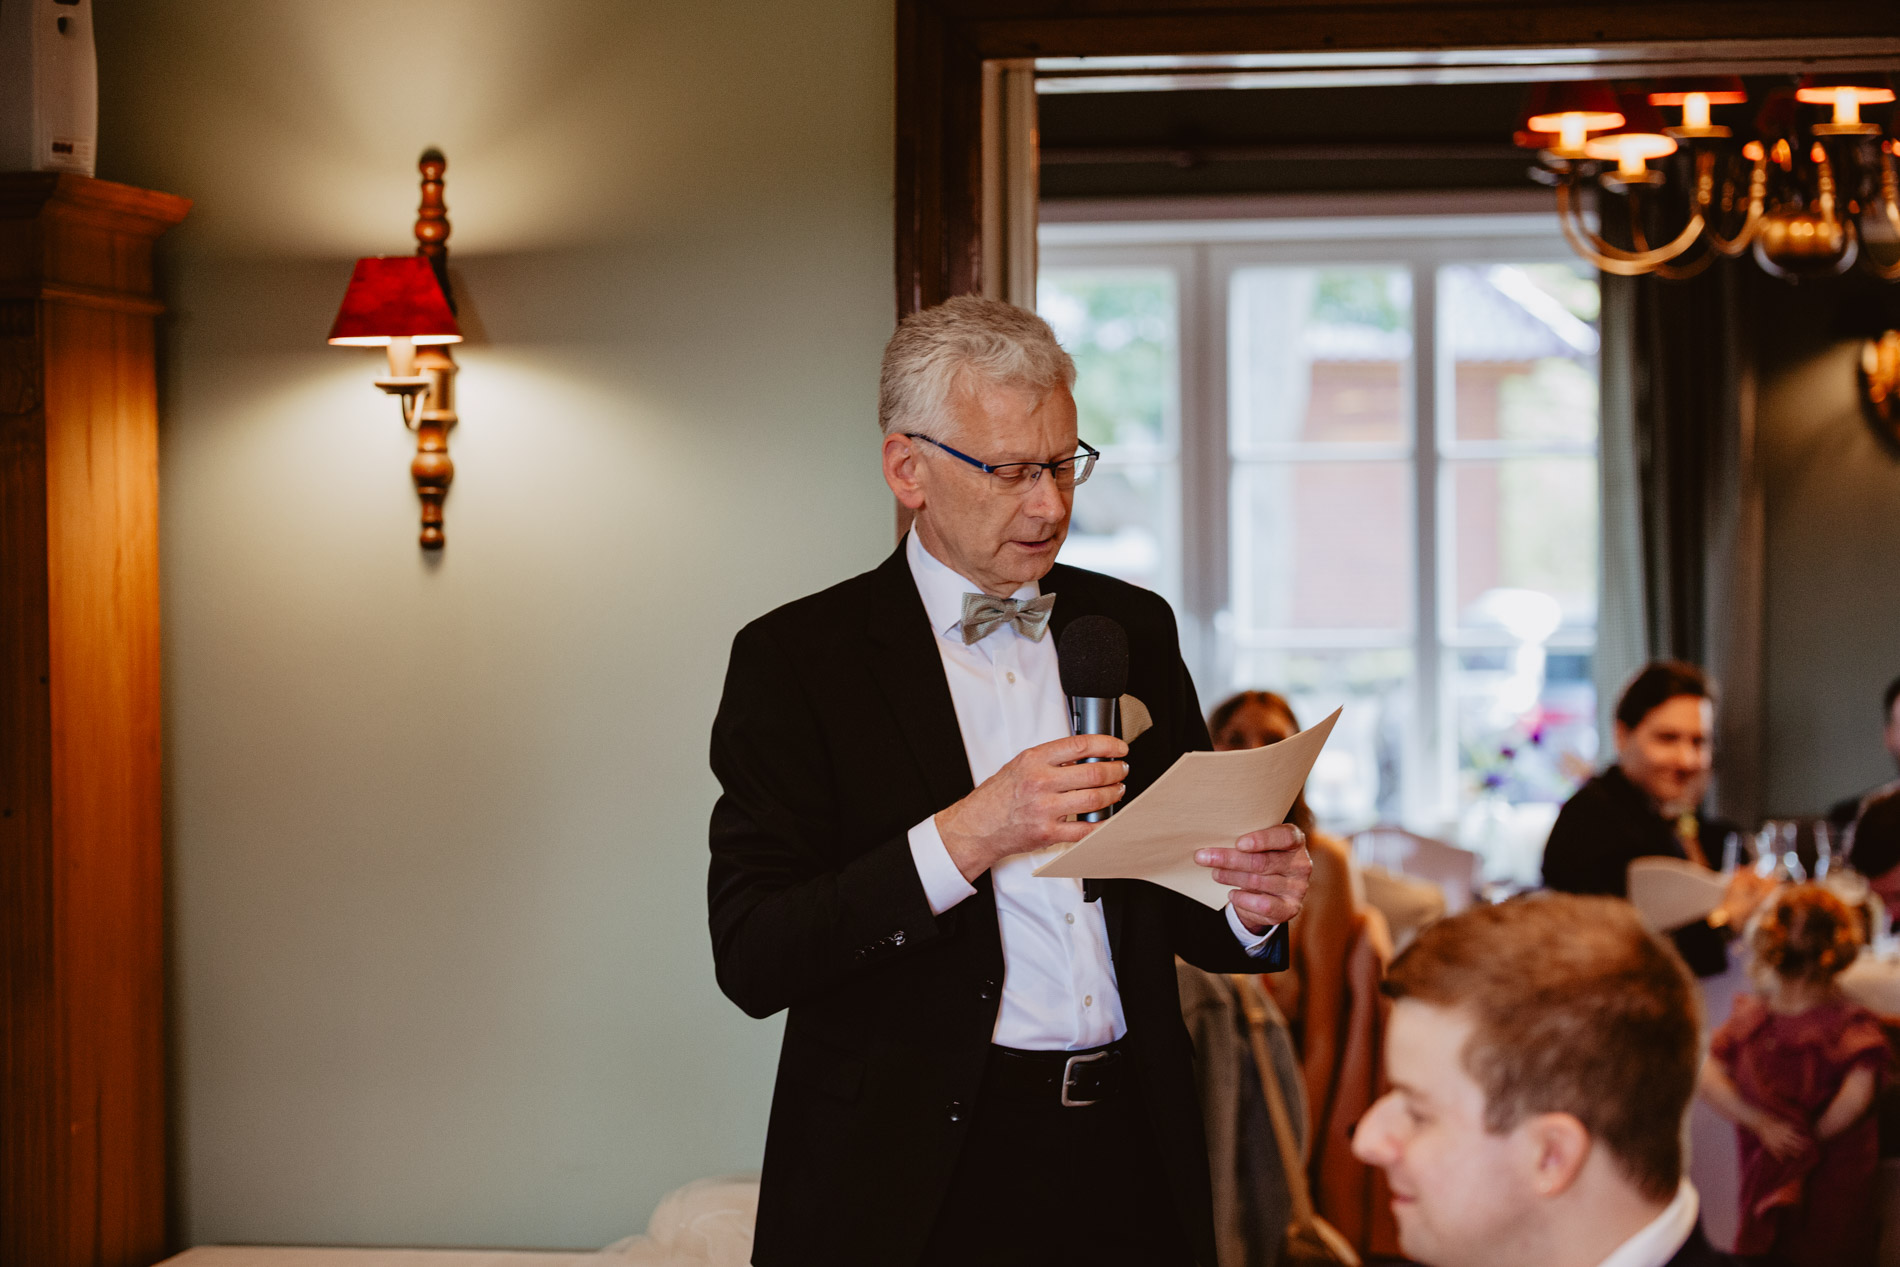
1227 903 1280 958
908 815 978 916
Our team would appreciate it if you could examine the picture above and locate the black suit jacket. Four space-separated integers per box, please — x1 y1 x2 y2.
708 543 1284 1267
1666 1222 1745 1266
1541 766 1736 977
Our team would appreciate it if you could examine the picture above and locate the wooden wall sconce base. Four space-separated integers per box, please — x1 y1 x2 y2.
0 171 189 1267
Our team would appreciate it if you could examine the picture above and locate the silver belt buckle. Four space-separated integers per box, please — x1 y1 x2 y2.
1060 1049 1108 1107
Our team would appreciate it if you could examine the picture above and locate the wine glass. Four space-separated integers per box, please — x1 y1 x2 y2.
1812 821 1834 881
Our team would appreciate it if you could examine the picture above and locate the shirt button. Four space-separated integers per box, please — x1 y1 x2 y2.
1084 995 1093 1007
1006 671 1016 683
1065 913 1076 925
947 1100 967 1124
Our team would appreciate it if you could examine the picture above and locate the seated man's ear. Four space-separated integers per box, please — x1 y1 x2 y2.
1514 1112 1592 1199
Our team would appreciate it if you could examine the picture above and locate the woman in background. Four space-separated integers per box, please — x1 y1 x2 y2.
1698 884 1888 1266
1208 690 1356 1099
1208 691 1404 1255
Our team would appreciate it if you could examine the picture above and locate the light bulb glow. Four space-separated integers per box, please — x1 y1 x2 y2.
1684 92 1712 130
1836 86 1862 126
1559 113 1586 153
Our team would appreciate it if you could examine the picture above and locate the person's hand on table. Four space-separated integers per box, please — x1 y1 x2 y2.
1713 867 1778 931
936 734 1129 883
1196 825 1312 934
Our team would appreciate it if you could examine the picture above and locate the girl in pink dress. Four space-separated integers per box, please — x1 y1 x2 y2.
1699 884 1890 1265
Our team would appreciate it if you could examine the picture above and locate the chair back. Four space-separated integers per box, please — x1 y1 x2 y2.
1350 827 1480 915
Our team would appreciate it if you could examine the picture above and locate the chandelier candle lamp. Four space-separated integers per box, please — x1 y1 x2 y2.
328 149 464 548
1517 73 1900 282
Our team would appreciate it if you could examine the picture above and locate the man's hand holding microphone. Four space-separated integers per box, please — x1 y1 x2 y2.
934 732 1311 935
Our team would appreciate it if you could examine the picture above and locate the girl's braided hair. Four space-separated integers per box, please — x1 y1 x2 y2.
1748 883 1862 983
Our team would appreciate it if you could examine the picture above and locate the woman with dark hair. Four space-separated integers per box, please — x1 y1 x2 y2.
1541 660 1773 976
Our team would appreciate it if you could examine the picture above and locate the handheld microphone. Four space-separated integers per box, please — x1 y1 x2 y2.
1057 615 1129 826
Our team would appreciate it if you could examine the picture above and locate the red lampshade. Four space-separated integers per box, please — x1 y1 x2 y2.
328 256 462 346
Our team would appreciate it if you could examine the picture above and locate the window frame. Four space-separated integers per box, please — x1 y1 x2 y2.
1041 214 1598 832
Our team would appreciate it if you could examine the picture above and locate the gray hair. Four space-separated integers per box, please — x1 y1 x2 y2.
877 295 1076 440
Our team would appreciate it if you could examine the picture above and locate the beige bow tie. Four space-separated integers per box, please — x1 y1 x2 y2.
959 592 1056 644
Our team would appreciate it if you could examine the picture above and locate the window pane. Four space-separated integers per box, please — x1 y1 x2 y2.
1442 263 1599 445
1040 268 1181 600
1038 269 1177 450
1060 462 1178 597
1453 647 1598 807
1445 457 1598 632
1225 648 1413 828
1232 461 1412 634
1230 267 1411 448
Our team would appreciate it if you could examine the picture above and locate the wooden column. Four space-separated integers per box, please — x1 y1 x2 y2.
0 173 189 1267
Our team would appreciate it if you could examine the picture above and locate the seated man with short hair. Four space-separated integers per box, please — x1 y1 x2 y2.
1351 894 1736 1267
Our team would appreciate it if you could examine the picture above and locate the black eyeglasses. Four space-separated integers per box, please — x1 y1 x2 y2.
905 434 1099 493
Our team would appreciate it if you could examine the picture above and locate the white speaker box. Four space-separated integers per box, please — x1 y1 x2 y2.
0 0 98 176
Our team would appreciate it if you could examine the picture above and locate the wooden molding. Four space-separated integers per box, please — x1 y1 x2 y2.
0 171 189 1267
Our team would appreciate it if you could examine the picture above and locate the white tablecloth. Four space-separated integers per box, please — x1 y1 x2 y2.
1842 950 1900 1017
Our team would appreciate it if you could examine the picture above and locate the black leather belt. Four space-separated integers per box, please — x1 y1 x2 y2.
986 1040 1127 1107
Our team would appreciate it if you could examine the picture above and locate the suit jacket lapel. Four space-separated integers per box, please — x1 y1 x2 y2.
863 543 977 823
1044 568 1127 955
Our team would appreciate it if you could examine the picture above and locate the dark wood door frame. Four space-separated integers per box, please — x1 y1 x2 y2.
895 0 1900 317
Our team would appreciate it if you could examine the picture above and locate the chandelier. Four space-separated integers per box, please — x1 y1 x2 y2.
1519 75 1900 281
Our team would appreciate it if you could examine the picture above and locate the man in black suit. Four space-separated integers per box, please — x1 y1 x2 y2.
708 296 1311 1266
1352 894 1742 1267
1542 661 1769 976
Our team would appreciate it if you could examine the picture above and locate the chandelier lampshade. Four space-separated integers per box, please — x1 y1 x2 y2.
1582 97 1678 177
1647 76 1747 134
1797 73 1894 133
1520 81 1624 155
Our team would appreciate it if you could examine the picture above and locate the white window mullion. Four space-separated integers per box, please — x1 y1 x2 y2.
1186 245 1229 690
1410 262 1443 829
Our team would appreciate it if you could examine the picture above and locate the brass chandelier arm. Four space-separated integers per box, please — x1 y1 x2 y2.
1867 153 1900 280
1556 179 1705 276
1696 156 1768 258
1626 198 1717 281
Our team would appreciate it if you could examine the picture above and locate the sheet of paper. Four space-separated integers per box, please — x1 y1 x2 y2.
1625 857 1725 932
1033 707 1341 909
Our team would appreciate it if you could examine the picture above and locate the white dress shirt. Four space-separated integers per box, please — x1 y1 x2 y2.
1595 1180 1699 1267
901 530 1273 1051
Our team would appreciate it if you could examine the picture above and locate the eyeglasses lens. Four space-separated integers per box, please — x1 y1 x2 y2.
987 452 1095 493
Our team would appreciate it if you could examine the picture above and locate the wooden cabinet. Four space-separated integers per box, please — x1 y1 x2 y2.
1 173 189 1267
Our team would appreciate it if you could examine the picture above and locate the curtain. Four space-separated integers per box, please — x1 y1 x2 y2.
1597 261 1764 824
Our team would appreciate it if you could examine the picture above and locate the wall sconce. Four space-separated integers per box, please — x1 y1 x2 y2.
1863 330 1900 450
329 149 463 549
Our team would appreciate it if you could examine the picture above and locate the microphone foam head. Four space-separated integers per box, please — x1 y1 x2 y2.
1058 615 1130 699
